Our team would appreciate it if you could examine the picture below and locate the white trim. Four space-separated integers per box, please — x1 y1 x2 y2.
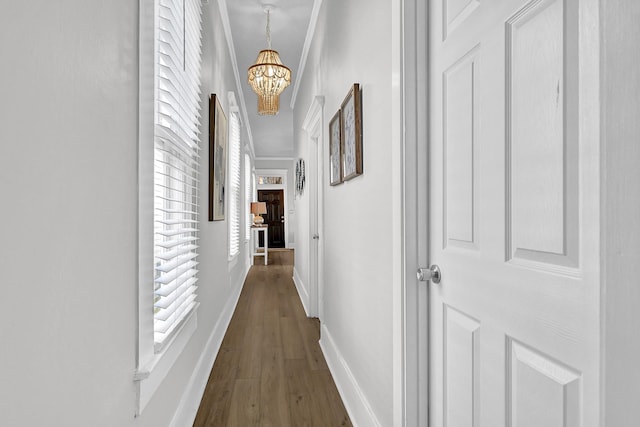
136 311 198 416
216 0 255 154
301 96 324 132
320 325 382 427
168 264 249 427
137 1 156 413
292 267 311 316
228 254 239 271
396 0 428 424
290 0 324 109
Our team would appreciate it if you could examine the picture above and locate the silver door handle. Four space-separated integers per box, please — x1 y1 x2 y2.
312 234 319 240
417 265 441 283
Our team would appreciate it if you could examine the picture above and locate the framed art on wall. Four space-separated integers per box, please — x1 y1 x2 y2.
340 83 363 181
295 158 306 196
209 94 227 221
329 110 342 186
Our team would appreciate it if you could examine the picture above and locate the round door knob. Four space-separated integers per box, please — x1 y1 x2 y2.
417 265 441 284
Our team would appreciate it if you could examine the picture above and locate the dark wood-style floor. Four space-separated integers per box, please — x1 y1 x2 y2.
193 249 352 426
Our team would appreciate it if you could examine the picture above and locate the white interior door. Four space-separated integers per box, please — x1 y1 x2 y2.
427 0 600 425
302 96 325 319
308 134 321 317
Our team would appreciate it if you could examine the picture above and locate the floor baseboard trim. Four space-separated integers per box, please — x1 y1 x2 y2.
169 265 249 427
319 324 382 427
292 267 311 317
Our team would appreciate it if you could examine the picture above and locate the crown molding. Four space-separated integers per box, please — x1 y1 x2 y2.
290 0 323 109
216 0 255 155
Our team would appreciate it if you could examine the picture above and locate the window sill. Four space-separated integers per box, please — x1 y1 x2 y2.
134 308 198 416
228 253 239 272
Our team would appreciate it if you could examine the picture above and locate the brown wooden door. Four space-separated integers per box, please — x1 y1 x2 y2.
258 190 285 248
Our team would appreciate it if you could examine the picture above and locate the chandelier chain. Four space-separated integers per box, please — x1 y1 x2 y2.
266 9 271 49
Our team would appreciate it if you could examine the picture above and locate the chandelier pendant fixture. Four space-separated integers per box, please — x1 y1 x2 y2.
247 6 291 115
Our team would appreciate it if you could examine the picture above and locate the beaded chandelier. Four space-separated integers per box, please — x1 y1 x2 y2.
247 7 291 115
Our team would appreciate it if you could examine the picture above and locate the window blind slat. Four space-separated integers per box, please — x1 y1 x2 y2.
154 295 197 330
155 236 199 249
155 274 198 299
155 244 198 260
155 284 198 310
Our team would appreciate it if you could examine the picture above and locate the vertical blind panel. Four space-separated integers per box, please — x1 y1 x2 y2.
245 154 252 241
154 0 203 351
229 112 241 257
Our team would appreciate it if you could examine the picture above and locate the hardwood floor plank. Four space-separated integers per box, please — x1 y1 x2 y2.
284 358 314 426
280 317 307 360
259 346 291 426
236 322 264 380
262 311 282 350
311 370 352 427
227 379 260 427
298 319 328 371
192 379 234 427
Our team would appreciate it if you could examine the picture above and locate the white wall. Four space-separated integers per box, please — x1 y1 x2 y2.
292 0 397 424
0 2 249 426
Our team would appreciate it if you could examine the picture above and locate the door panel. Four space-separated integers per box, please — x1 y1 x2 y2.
258 189 285 248
428 0 598 426
443 46 479 249
507 339 581 427
443 306 479 427
506 0 580 270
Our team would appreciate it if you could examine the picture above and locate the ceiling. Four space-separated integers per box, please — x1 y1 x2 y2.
222 0 316 158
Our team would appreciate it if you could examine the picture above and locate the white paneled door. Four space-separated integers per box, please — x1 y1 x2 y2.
427 0 600 425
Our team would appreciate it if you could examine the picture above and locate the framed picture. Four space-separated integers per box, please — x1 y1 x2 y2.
329 110 342 186
295 158 306 196
340 83 363 181
209 94 227 221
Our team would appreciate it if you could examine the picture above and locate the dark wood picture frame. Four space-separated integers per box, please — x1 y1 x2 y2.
329 110 343 186
340 83 363 181
209 94 227 221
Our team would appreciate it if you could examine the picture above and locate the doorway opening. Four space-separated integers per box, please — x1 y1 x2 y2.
258 189 286 248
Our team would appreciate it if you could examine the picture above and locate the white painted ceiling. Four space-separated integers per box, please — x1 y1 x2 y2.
224 0 315 158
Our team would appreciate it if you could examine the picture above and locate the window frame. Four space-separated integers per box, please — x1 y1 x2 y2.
135 0 203 416
227 93 242 261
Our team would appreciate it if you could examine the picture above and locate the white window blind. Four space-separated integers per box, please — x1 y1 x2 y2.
153 0 203 351
245 153 252 241
228 111 241 258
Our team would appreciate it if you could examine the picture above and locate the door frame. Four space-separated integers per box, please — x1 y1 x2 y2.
256 168 290 248
302 96 325 319
395 0 429 424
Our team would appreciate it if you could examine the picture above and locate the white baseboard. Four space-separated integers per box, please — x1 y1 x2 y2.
169 265 249 427
319 324 382 427
292 267 310 317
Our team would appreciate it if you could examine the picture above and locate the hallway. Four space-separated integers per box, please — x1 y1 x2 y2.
193 250 351 426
